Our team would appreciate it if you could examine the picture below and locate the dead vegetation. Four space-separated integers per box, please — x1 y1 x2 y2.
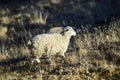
0 18 120 79
0 0 120 80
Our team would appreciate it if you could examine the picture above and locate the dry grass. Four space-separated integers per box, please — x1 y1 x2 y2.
0 7 120 79
0 26 8 39
50 0 61 4
30 10 49 25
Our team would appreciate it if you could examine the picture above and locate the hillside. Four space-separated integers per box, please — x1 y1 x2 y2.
0 0 120 80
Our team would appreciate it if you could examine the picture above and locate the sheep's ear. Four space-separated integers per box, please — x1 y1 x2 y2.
60 26 69 35
64 29 69 32
61 29 69 35
60 30 65 35
63 26 69 31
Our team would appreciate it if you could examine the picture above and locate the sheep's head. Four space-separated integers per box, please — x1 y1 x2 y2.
62 26 76 36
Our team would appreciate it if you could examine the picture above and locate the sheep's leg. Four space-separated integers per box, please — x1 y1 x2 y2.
60 53 65 58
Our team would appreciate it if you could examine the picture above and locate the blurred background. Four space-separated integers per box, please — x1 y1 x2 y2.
0 0 120 27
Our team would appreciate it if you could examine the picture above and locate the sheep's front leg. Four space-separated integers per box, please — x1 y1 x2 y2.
60 52 65 58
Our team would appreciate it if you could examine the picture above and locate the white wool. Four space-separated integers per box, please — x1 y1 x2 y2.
29 26 76 63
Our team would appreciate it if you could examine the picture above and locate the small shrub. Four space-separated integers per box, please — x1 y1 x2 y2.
30 10 49 25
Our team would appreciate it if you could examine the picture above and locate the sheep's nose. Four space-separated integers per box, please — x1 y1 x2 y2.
73 27 77 35
72 31 77 36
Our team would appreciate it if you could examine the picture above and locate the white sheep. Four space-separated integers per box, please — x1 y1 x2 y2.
29 26 76 63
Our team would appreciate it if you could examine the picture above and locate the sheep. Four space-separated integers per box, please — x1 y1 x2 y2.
28 26 76 63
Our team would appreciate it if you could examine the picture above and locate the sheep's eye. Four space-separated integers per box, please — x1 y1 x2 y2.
64 29 69 32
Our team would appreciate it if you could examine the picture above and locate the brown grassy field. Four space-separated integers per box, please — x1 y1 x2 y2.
0 0 120 80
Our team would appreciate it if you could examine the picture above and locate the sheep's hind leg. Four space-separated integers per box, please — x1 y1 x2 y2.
48 55 56 65
45 55 54 64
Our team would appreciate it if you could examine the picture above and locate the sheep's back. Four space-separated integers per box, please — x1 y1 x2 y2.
31 34 69 56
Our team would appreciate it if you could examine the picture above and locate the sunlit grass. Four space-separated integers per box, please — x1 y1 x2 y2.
0 26 8 40
30 10 49 25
